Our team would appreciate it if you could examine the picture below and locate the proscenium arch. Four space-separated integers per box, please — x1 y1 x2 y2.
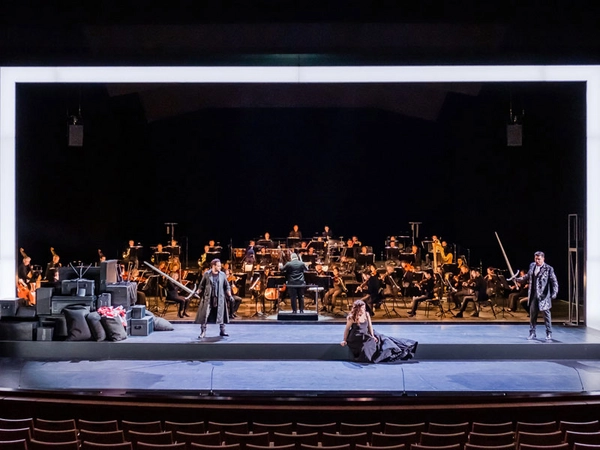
1 66 598 329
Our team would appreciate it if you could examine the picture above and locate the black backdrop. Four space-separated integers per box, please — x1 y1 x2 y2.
16 81 585 291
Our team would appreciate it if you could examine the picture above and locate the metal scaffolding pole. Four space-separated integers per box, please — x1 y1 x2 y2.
567 213 585 326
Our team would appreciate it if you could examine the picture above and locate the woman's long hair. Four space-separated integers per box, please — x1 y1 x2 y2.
350 299 366 322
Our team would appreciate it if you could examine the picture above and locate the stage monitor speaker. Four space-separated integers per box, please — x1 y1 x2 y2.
507 124 522 147
277 311 318 321
68 124 84 147
36 287 54 315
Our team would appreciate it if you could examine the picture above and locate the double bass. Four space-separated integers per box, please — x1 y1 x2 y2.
16 248 36 306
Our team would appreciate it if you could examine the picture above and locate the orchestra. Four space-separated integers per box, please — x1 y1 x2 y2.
14 224 529 320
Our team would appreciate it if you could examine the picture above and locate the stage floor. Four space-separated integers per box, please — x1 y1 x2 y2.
1 323 600 397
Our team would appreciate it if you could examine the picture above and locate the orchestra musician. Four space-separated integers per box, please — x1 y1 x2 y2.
454 268 487 318
259 232 275 248
433 265 445 301
441 240 453 264
165 239 181 258
128 268 148 306
243 240 257 267
507 269 529 312
447 264 471 310
322 225 333 239
484 267 500 298
17 249 36 306
410 245 422 268
407 270 435 317
123 240 141 269
161 271 189 318
338 255 356 276
289 224 302 239
352 236 362 247
400 260 418 297
225 268 242 319
357 263 383 316
44 247 62 282
322 266 346 313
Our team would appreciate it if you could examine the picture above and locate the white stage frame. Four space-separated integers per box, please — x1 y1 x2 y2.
1 66 598 329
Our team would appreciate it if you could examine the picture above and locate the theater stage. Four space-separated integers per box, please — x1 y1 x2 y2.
1 322 600 398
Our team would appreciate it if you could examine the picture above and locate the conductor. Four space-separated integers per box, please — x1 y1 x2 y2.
280 252 307 314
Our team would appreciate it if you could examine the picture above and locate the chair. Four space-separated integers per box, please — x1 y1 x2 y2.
252 422 294 440
296 422 338 438
301 444 351 450
34 419 77 431
273 432 319 449
424 298 446 318
468 432 515 446
385 423 427 438
372 432 419 447
560 422 600 436
0 439 28 450
574 444 600 450
465 444 515 450
207 421 250 438
165 421 206 435
516 423 558 434
565 431 600 449
358 445 406 450
80 430 126 444
519 444 569 450
79 419 121 432
138 443 187 450
517 431 564 447
127 430 173 447
175 430 222 447
0 419 34 431
81 443 134 450
428 423 471 435
121 421 163 436
247 444 295 450
340 422 382 438
29 439 80 450
419 431 468 447
410 444 462 450
190 444 240 450
224 431 270 449
472 423 514 434
0 428 32 443
476 298 497 318
32 428 78 443
322 432 369 449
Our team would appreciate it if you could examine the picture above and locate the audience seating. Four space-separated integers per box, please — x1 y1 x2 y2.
468 431 515 446
32 428 78 443
0 439 28 450
252 422 294 439
79 420 120 432
29 439 80 450
516 422 558 434
472 423 514 434
4 416 600 450
79 429 126 444
0 428 32 443
372 431 419 447
519 444 570 450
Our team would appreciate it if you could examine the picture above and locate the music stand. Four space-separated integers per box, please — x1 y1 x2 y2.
497 274 515 318
357 253 375 268
384 247 400 261
287 237 301 248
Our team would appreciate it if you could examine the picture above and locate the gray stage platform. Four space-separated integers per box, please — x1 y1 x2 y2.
0 323 599 397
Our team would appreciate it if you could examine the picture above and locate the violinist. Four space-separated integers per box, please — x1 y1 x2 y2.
382 263 400 297
447 264 470 310
322 267 346 313
225 268 242 319
357 263 383 316
400 260 417 297
339 255 356 276
129 268 148 306
454 268 487 318
407 270 435 317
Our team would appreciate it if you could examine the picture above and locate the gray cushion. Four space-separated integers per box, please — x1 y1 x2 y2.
85 311 106 341
153 316 174 331
100 315 127 341
63 305 92 341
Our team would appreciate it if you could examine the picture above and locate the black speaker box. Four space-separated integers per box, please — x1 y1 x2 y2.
277 311 318 321
507 123 523 146
36 287 54 315
68 124 84 147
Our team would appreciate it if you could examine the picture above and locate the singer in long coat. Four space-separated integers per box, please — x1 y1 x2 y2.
195 269 230 326
516 252 558 339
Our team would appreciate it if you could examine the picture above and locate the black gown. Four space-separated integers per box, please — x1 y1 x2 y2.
346 320 418 363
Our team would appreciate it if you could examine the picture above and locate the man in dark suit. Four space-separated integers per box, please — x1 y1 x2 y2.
280 252 307 313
